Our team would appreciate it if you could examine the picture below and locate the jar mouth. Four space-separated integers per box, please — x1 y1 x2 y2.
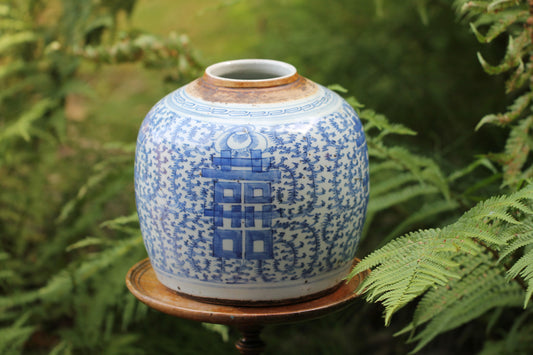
203 59 299 88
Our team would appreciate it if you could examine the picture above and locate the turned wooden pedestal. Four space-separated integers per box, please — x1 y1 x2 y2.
126 258 368 354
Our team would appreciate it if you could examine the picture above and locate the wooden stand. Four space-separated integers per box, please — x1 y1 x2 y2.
126 259 368 354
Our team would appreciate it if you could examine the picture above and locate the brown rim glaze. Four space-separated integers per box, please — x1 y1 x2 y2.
185 59 319 104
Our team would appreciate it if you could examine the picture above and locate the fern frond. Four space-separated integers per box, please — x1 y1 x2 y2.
460 185 533 222
327 84 348 93
351 229 479 325
505 59 533 92
476 91 533 129
478 313 533 355
457 0 526 16
360 109 417 137
368 141 450 199
477 31 529 75
501 116 533 187
408 273 523 353
352 184 533 328
76 33 201 77
498 222 533 260
56 153 134 223
368 185 440 214
469 10 528 43
383 199 460 245
0 60 27 80
456 1 489 16
0 30 37 53
0 99 57 143
369 173 420 197
66 237 109 252
506 247 533 307
487 0 525 13
397 252 486 333
100 212 139 230
448 156 497 182
0 235 142 309
369 160 406 174
0 312 34 355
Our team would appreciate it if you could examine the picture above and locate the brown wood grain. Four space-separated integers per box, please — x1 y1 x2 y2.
126 258 368 327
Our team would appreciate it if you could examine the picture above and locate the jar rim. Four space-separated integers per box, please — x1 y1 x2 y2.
203 59 299 88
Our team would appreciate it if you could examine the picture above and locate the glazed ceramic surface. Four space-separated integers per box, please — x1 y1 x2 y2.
134 59 369 303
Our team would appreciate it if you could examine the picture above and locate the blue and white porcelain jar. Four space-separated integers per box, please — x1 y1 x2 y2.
134 59 369 304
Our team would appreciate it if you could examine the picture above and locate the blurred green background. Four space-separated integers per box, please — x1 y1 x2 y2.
0 0 512 354
100 0 507 163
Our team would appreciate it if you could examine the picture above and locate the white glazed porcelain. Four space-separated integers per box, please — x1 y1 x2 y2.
134 59 369 304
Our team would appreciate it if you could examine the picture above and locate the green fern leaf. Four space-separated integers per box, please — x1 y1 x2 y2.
458 1 490 15
99 213 139 229
460 187 533 223
0 235 142 308
360 109 417 136
0 99 57 142
0 30 37 53
398 252 487 333
367 185 440 214
383 199 460 244
370 173 421 197
0 74 51 105
505 61 533 92
487 0 525 13
506 248 533 307
448 157 498 182
501 116 533 187
66 237 108 252
477 31 528 75
394 251 523 353
469 10 528 43
0 315 35 355
0 18 27 31
370 160 407 174
0 61 26 80
327 84 348 93
0 4 10 16
476 91 533 129
368 142 450 199
353 184 533 329
351 229 479 325
478 315 533 354
409 281 522 353
498 223 533 260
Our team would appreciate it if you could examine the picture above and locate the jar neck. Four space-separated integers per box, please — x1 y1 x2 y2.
186 59 318 104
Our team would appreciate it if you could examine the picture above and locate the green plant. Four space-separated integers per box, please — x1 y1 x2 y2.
348 0 533 353
2 0 533 354
0 0 201 353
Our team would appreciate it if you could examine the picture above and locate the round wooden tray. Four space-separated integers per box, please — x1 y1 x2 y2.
126 258 368 327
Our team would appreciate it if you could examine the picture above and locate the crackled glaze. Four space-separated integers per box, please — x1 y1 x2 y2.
134 59 369 303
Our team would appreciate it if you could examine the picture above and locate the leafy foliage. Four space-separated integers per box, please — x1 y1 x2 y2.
351 186 532 350
354 106 457 245
348 0 533 353
0 0 202 354
256 0 506 157
2 0 533 354
462 0 533 187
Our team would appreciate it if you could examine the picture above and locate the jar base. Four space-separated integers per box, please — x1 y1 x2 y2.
169 282 343 307
151 263 353 306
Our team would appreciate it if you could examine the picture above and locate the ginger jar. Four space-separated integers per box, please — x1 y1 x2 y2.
134 59 369 304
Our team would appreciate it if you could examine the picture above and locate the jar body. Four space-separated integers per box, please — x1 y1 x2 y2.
134 60 369 303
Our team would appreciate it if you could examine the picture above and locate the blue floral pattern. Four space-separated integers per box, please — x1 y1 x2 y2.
135 84 369 287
